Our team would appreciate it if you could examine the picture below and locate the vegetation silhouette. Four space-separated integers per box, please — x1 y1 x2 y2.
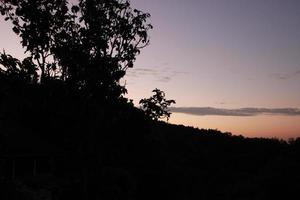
0 0 300 200
139 88 176 121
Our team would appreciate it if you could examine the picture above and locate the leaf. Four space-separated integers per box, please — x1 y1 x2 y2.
71 5 79 13
12 27 20 34
127 61 133 68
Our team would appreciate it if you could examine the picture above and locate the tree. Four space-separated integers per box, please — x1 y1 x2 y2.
0 0 152 100
0 1 152 198
139 88 176 121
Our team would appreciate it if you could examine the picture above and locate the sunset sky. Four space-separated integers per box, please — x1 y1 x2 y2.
1 0 300 139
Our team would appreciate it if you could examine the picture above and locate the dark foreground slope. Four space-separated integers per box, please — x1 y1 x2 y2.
0 80 299 200
1 118 300 200
146 122 300 200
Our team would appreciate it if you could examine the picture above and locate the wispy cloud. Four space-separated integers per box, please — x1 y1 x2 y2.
170 107 300 117
127 66 188 83
272 70 300 80
158 76 171 82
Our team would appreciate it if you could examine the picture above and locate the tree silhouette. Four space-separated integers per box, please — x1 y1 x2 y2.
0 0 152 100
3 1 298 200
139 88 176 121
0 2 152 198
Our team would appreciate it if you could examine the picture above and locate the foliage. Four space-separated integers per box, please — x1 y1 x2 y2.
139 88 176 121
0 51 38 83
0 2 152 197
2 1 299 200
0 0 152 100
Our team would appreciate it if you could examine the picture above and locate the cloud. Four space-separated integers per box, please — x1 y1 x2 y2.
127 66 188 83
272 70 300 80
157 76 171 82
170 107 300 117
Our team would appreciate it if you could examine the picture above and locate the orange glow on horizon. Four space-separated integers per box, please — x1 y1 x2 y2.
169 113 300 139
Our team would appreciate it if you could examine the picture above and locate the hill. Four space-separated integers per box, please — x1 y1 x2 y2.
1 104 300 199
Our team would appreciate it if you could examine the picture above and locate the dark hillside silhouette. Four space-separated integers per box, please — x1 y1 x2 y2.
0 0 300 200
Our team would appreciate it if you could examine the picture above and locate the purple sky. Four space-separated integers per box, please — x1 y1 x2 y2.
128 0 300 107
127 0 300 138
1 0 300 138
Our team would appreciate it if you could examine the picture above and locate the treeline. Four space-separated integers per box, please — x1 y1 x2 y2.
0 0 299 199
1 84 299 200
146 122 300 199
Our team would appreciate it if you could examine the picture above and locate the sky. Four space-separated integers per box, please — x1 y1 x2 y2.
1 0 300 139
127 0 300 139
